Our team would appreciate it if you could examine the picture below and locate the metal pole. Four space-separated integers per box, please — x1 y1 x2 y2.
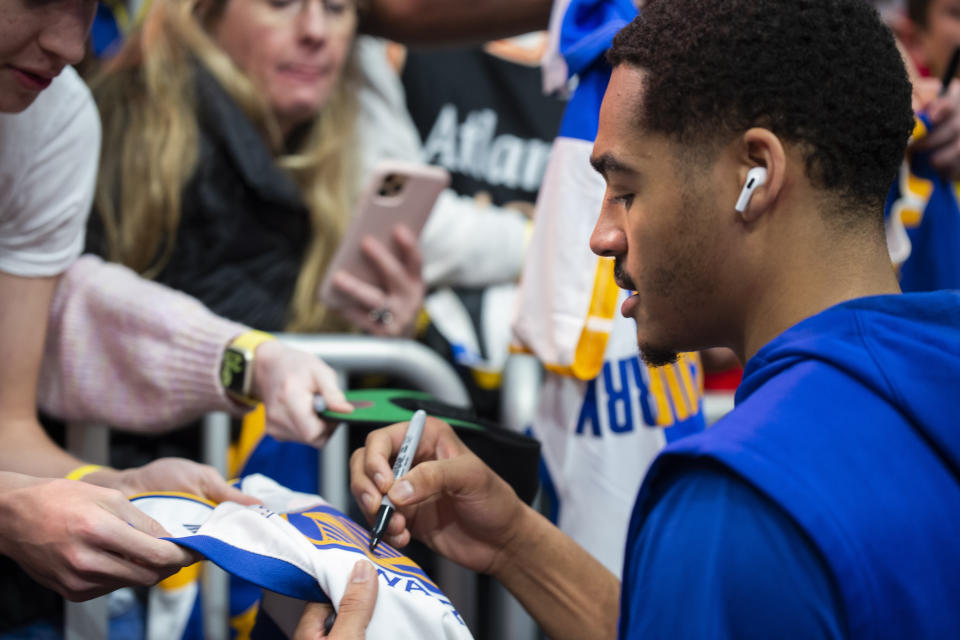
320 370 350 511
201 411 231 640
500 353 542 436
490 354 543 640
64 424 110 640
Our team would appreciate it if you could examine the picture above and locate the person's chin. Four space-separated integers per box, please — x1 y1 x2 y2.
635 326 679 367
638 344 679 367
0 80 38 114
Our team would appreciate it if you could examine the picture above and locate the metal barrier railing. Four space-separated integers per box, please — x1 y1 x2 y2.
490 353 543 640
276 334 472 406
65 335 478 640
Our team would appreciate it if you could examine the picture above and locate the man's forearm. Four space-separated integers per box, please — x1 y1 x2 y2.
493 504 620 640
0 417 83 478
363 0 552 45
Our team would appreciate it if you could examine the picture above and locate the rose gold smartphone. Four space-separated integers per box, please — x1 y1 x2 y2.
318 161 450 309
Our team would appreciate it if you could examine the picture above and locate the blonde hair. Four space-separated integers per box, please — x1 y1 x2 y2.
92 0 359 332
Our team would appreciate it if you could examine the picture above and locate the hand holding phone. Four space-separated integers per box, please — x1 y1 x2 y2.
318 162 449 336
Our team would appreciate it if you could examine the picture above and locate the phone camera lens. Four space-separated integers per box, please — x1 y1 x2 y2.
379 173 406 197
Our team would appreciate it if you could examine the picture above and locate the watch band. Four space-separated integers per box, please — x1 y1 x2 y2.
221 330 275 406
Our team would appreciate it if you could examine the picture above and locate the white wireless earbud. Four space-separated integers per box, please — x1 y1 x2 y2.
734 167 768 213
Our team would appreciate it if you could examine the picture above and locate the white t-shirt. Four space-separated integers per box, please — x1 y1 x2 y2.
0 66 99 277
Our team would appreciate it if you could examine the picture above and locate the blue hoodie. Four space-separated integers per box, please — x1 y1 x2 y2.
621 292 960 638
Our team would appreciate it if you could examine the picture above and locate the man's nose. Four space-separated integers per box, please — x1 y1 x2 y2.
590 205 627 258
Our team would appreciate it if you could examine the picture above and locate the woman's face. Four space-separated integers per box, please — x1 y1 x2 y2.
0 0 95 112
910 0 960 78
212 0 356 135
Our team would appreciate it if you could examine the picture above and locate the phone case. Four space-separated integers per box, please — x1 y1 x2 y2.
318 161 450 309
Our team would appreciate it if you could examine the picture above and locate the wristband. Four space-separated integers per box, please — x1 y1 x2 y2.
221 330 276 406
65 464 106 482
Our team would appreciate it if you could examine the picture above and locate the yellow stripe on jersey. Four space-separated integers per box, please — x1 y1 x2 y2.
471 368 503 390
230 405 267 479
893 118 936 229
646 365 674 426
662 364 691 421
899 170 935 227
555 257 620 380
156 562 201 591
911 117 928 142
676 352 702 411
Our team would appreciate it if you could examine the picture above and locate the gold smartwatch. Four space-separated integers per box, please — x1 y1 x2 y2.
221 330 275 406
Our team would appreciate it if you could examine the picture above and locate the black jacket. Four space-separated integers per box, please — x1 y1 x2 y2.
88 66 311 331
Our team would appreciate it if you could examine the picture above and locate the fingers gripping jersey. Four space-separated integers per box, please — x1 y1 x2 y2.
132 475 472 640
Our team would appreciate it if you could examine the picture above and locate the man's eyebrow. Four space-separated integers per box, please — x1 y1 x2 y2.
589 153 639 178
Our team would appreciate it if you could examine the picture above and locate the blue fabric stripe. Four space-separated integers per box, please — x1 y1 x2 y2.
165 535 329 603
559 0 638 77
555 0 637 142
558 62 611 141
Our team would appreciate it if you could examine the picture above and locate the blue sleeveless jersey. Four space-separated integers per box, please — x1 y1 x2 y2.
622 292 960 638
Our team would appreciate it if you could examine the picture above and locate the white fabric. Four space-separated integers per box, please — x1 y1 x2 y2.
419 190 528 288
354 36 529 289
885 159 915 268
133 475 473 640
512 136 614 368
147 581 197 640
425 282 517 373
530 306 672 575
534 373 663 575
0 66 98 277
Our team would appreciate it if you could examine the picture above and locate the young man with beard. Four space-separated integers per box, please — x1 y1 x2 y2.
347 0 960 637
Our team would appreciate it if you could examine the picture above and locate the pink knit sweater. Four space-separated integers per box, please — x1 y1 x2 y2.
37 255 249 432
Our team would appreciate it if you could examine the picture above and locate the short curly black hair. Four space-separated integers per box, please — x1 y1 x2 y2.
608 0 914 217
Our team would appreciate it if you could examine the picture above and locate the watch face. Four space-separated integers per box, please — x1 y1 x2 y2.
221 348 249 395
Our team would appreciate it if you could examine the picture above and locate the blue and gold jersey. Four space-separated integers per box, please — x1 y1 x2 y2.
132 476 472 640
885 115 960 292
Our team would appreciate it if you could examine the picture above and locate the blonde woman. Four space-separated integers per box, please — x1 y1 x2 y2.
90 0 424 337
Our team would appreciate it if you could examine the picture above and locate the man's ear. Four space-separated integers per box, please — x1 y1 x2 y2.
734 128 785 223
